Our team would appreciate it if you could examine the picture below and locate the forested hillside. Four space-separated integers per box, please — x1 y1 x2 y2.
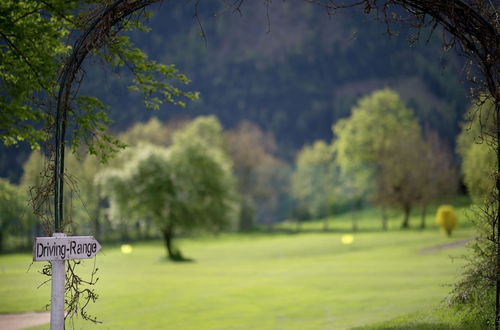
1 0 468 181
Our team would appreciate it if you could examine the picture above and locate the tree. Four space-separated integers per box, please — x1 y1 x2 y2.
163 117 239 251
1 0 197 151
1 1 199 250
333 88 421 228
119 117 188 148
451 97 498 325
291 140 340 231
334 90 457 229
0 0 75 148
20 149 98 235
226 121 290 230
99 116 238 259
0 178 33 252
375 126 428 228
457 98 497 204
20 150 54 234
63 152 106 237
108 117 190 238
417 130 458 228
368 122 458 230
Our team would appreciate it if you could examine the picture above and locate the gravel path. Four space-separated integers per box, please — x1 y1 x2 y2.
419 238 472 255
0 312 50 330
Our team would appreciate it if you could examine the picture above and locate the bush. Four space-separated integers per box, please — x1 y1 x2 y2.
436 205 457 236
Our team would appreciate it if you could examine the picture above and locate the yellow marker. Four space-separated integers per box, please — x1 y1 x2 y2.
341 234 354 245
121 244 133 254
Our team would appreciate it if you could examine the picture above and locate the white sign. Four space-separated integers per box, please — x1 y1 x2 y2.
33 235 101 261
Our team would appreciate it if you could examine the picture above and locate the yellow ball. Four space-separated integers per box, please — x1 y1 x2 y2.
341 234 354 245
121 244 133 254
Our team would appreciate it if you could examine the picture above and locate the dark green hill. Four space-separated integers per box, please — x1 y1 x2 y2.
2 1 468 181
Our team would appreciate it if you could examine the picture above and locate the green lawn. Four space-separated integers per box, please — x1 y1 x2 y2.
352 308 483 330
0 207 476 329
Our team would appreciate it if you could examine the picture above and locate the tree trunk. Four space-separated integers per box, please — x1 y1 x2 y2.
144 218 152 239
352 200 360 232
94 207 101 240
323 218 329 231
162 227 173 258
352 210 358 232
120 222 129 241
135 221 141 239
319 201 329 232
381 206 388 231
420 204 427 229
239 198 255 231
94 188 101 239
162 225 181 260
401 205 411 229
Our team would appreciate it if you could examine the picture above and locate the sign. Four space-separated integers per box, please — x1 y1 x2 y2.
33 235 101 261
32 233 102 329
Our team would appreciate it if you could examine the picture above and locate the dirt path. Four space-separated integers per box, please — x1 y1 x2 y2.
419 238 472 255
0 312 50 330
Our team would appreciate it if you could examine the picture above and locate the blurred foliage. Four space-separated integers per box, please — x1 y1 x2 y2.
332 89 418 227
456 97 496 204
0 0 197 180
44 1 467 172
417 130 459 228
226 121 290 229
7 87 465 251
0 0 75 148
0 1 469 181
452 96 497 328
291 140 343 230
98 116 238 259
19 149 103 236
0 178 35 251
376 126 426 228
332 89 458 228
118 117 189 148
450 201 496 328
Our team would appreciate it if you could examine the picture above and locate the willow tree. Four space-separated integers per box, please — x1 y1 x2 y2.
99 117 238 260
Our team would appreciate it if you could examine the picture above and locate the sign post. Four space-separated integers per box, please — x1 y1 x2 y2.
33 233 101 329
50 233 65 330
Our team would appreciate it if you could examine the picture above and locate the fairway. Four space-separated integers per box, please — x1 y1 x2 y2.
0 223 472 330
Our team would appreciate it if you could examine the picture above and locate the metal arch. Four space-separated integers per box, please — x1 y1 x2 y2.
53 0 160 233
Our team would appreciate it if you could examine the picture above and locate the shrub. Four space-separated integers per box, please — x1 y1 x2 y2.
436 205 457 236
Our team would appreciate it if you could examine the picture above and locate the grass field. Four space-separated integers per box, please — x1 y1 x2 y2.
0 206 477 329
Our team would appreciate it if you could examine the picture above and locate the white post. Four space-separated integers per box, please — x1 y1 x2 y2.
51 233 66 330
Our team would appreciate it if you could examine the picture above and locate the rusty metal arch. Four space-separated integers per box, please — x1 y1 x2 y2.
53 0 161 232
